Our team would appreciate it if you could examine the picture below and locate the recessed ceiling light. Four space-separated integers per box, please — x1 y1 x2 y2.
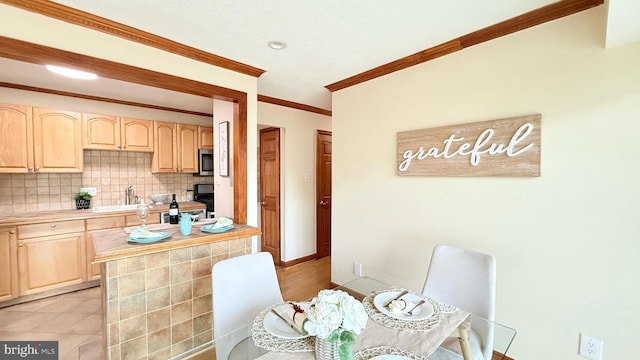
45 65 98 80
267 40 287 50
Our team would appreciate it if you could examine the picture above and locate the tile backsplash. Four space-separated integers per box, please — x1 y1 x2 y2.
0 150 213 213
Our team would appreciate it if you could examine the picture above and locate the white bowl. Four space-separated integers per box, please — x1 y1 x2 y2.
150 194 169 204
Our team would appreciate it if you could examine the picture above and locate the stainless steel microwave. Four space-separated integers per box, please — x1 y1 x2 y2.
198 149 214 176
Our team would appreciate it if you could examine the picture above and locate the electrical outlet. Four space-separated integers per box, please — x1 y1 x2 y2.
80 187 97 196
579 334 603 360
353 262 363 276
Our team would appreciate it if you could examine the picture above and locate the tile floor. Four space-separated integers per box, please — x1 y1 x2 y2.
0 286 104 360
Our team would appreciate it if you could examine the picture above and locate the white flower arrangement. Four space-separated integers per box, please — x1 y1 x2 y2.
303 289 368 360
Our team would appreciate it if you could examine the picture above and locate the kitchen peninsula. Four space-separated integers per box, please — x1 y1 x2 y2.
90 222 260 359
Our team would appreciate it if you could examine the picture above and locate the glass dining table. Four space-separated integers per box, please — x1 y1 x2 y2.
213 276 516 360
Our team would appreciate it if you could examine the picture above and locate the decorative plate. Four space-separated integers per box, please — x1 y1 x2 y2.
127 231 171 244
373 291 433 321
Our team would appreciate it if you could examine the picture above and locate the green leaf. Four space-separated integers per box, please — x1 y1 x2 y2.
339 330 356 346
327 332 339 343
339 342 353 360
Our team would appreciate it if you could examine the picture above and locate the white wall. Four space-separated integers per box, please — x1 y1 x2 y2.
257 102 331 262
213 99 235 219
332 6 639 360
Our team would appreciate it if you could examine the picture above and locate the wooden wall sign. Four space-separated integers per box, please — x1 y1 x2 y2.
397 114 541 177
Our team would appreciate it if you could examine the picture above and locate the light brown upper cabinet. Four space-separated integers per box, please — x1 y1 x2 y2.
152 121 199 173
153 121 178 173
198 126 214 149
0 103 82 173
178 124 199 173
83 114 153 152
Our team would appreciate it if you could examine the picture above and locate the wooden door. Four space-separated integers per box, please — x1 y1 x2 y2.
178 124 198 173
83 113 120 150
121 117 154 152
316 131 332 258
0 103 33 173
32 108 83 172
260 128 281 264
152 121 177 173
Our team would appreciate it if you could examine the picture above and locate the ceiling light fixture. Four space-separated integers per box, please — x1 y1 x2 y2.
45 65 98 80
267 40 287 50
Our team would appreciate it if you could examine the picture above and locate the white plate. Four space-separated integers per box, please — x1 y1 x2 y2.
263 302 311 339
127 231 171 244
373 291 433 321
200 224 233 233
370 356 413 360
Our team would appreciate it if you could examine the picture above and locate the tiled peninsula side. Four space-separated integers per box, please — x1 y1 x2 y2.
90 224 260 359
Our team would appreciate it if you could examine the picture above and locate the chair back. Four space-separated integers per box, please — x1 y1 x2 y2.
212 252 283 359
422 245 496 360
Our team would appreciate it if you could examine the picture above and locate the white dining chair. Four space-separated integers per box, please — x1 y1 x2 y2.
421 245 496 360
212 252 284 360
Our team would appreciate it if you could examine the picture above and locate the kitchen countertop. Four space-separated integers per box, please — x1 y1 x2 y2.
0 201 206 226
90 223 260 263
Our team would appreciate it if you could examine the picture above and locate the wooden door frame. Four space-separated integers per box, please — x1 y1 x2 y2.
0 36 249 223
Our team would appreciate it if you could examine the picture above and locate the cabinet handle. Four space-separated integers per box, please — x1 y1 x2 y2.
35 167 40 172
9 230 15 234
50 224 56 228
18 242 23 247
28 167 33 171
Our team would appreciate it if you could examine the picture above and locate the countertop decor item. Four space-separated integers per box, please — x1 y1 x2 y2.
150 193 169 204
304 289 368 360
74 191 92 209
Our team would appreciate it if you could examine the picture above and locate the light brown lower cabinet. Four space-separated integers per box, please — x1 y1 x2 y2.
17 220 86 296
17 232 86 296
0 226 18 302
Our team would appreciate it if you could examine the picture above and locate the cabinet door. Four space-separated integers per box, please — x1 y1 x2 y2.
18 232 86 295
178 124 198 173
0 103 34 173
152 121 177 173
83 113 120 150
121 117 153 152
32 108 83 173
0 227 18 302
198 126 214 149
85 216 126 280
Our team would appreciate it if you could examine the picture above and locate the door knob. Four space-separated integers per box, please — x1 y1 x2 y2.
261 201 266 206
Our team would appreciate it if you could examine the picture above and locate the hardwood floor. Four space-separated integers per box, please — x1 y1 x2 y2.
278 255 331 301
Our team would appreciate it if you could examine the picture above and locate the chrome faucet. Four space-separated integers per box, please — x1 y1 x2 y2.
125 185 137 205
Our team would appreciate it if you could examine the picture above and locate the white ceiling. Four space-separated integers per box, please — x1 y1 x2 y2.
2 0 639 114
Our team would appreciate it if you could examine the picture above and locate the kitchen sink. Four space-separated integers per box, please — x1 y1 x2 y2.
92 204 140 213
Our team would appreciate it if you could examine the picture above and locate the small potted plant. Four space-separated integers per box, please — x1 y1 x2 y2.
74 191 92 209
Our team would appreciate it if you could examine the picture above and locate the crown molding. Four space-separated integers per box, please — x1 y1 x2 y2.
258 95 332 117
0 82 213 118
0 0 265 78
326 0 603 92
